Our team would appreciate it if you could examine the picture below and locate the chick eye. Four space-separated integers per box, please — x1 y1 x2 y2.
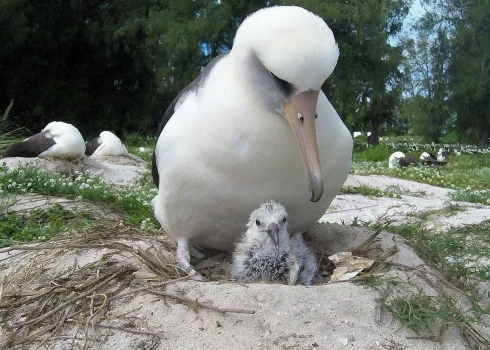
255 220 261 226
282 217 287 223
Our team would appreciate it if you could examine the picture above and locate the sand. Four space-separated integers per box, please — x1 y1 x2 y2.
1 159 489 349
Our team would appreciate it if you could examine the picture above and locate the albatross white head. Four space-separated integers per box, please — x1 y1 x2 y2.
231 6 340 202
39 121 86 158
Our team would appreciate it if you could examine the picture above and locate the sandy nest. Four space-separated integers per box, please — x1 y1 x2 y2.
1 159 489 349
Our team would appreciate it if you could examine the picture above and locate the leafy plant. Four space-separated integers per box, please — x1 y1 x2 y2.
0 100 24 154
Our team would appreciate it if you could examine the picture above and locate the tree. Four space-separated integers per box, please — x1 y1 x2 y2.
145 0 270 130
0 0 166 137
449 1 490 148
283 0 411 145
0 0 412 142
420 0 490 148
0 0 273 137
401 27 452 142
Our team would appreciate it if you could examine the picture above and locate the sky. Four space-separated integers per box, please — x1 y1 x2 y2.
403 0 425 34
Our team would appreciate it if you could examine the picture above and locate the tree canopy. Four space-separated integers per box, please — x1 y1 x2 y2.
0 0 488 147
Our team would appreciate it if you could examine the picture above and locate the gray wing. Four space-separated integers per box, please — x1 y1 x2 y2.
3 131 55 158
152 52 230 188
85 137 101 156
290 234 318 285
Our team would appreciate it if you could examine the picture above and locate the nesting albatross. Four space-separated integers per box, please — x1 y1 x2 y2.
3 121 85 159
152 6 353 275
85 131 129 157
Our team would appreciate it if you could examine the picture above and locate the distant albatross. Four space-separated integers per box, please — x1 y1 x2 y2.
152 6 353 275
85 131 129 157
3 121 85 159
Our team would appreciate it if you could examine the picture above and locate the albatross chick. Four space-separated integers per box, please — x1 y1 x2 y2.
231 201 317 285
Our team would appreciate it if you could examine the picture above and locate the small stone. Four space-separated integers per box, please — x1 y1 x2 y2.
338 337 349 346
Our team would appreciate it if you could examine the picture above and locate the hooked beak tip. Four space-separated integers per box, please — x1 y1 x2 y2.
309 175 324 203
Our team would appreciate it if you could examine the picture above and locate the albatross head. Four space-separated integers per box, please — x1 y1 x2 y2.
231 6 340 202
41 121 86 158
245 201 290 250
43 121 74 136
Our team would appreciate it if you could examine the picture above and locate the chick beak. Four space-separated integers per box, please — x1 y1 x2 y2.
267 222 280 250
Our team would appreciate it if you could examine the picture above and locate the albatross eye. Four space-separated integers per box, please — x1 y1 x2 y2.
268 70 294 95
282 217 287 223
255 219 261 226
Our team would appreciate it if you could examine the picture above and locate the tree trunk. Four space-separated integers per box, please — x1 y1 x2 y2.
368 116 380 145
478 125 489 148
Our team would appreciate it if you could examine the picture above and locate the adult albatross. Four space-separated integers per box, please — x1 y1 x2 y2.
85 131 129 157
3 121 85 159
152 6 353 274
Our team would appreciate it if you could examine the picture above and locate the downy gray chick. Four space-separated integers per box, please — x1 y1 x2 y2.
231 201 317 285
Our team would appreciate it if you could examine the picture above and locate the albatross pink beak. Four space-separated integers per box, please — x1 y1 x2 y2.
284 90 323 202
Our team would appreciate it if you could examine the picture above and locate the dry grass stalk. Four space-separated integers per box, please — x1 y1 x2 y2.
0 225 255 349
146 289 255 315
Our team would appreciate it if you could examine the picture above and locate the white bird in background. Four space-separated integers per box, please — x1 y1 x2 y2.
85 131 129 157
388 151 405 168
231 201 317 285
437 147 449 162
152 6 353 275
3 121 85 159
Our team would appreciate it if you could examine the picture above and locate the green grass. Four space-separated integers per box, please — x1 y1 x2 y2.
353 144 395 162
0 100 25 155
341 184 385 197
0 163 159 228
124 133 156 163
389 221 490 285
351 146 490 204
0 204 95 247
341 183 428 199
449 188 490 205
0 130 160 247
383 294 465 334
407 202 466 222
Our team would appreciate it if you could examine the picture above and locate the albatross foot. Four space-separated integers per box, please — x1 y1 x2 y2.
176 239 206 281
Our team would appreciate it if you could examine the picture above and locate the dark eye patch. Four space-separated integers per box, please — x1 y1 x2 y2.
268 71 294 95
